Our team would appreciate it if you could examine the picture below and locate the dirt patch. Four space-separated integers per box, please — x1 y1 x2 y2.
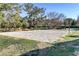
37 42 51 49
0 45 17 56
0 30 68 43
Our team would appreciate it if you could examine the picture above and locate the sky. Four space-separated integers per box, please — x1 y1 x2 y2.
20 3 79 19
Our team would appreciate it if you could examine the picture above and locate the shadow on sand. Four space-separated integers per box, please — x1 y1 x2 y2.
20 39 79 56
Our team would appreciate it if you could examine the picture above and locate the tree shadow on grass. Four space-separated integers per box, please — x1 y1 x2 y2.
68 35 79 38
20 39 79 56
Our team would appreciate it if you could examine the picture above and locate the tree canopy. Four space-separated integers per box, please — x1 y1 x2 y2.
0 3 78 31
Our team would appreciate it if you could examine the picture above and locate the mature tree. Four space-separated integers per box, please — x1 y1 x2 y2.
47 12 66 29
64 18 73 33
0 4 23 31
0 3 16 11
47 12 66 20
0 4 15 30
0 12 4 27
77 16 79 26
23 3 46 29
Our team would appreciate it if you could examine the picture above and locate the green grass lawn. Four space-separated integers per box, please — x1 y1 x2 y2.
46 31 79 56
0 35 50 56
62 31 79 41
